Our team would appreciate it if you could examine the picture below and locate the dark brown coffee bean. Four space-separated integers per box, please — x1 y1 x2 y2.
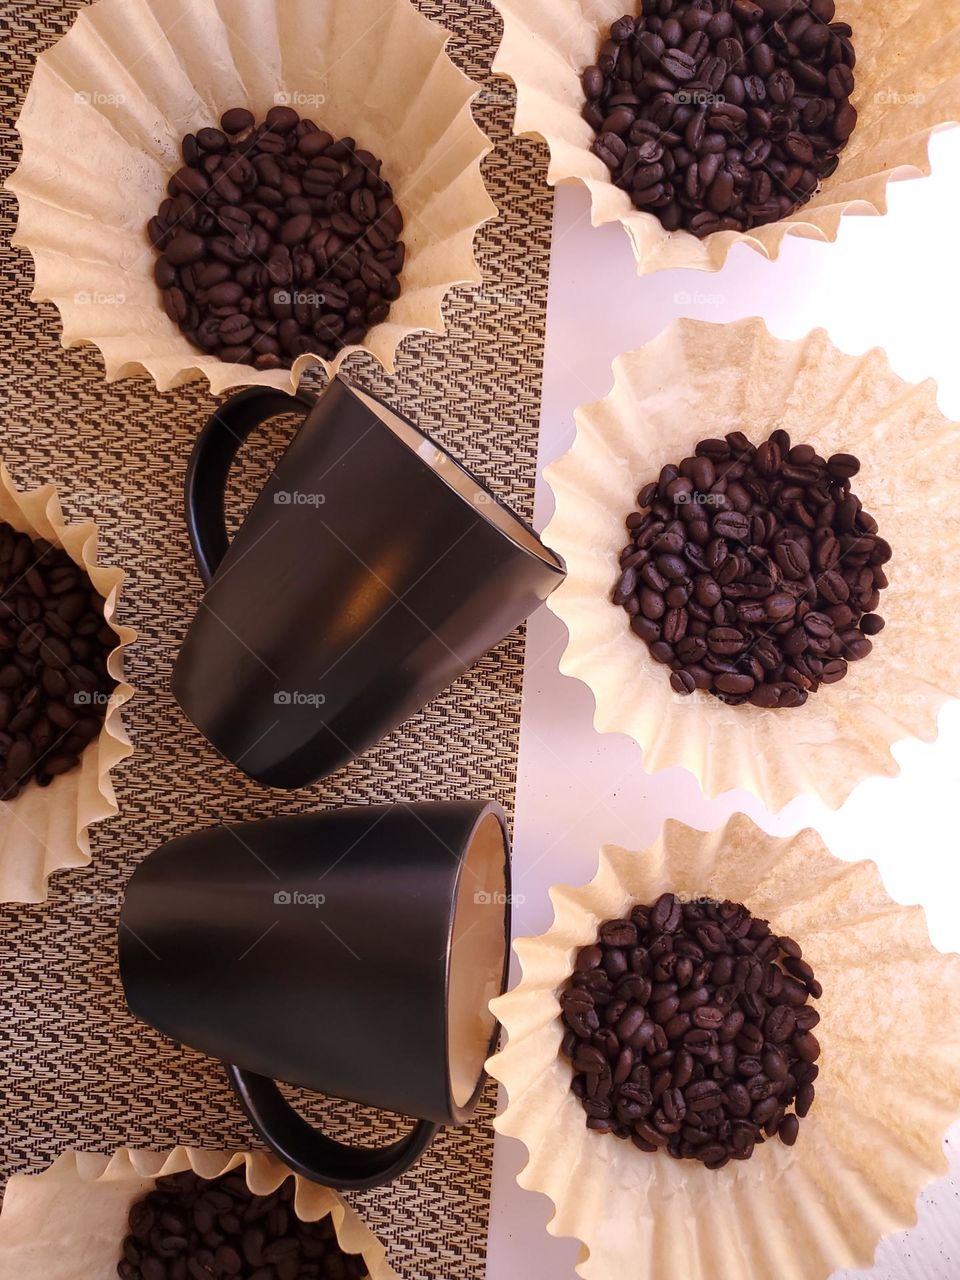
278 212 312 246
715 671 755 695
713 511 750 541
265 105 300 133
707 626 745 656
775 539 810 578
196 127 228 154
218 314 255 346
827 452 860 480
221 107 254 134
778 1113 800 1145
793 1030 821 1063
165 232 205 266
6 737 33 778
35 750 79 779
685 1080 723 1112
671 669 696 695
651 893 682 933
662 608 688 644
766 1005 797 1043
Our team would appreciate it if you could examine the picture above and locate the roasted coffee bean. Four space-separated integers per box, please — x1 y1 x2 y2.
0 522 114 800
583 5 857 234
149 107 405 369
166 233 206 267
651 892 682 933
119 1172 370 1279
559 894 820 1167
615 435 887 706
220 107 254 135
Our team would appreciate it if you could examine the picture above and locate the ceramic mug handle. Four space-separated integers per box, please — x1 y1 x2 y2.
184 387 316 586
225 1064 441 1190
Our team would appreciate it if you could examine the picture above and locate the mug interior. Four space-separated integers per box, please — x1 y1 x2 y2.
348 384 563 569
446 811 509 1114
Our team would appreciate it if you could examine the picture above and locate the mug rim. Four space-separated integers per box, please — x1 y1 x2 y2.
442 799 512 1124
337 376 566 577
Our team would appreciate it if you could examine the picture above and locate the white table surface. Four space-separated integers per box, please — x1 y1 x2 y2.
486 127 960 1280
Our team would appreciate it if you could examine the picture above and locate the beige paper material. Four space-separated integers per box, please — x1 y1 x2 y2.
0 1146 400 1280
542 317 960 812
7 0 497 395
0 463 134 904
491 0 960 275
486 814 960 1280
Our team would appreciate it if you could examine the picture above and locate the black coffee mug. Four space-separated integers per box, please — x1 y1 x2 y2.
119 801 511 1189
172 378 565 788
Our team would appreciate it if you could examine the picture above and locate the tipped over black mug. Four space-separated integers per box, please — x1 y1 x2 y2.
119 801 511 1190
172 378 565 788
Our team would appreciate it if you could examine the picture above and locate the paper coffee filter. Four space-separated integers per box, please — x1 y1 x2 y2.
486 814 960 1280
491 0 960 274
0 463 134 905
7 0 497 394
0 1145 400 1279
542 317 960 812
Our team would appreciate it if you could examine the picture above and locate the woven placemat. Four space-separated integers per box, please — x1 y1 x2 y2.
0 2 553 1276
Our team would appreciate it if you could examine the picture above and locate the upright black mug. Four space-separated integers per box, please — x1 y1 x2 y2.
119 801 511 1190
172 379 565 788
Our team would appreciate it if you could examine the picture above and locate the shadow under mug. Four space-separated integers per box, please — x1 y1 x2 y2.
119 800 511 1190
172 378 566 788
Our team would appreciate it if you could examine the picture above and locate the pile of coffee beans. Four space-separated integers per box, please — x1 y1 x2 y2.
614 432 889 707
582 1 857 236
0 522 115 800
118 1170 370 1280
148 106 405 369
559 893 821 1167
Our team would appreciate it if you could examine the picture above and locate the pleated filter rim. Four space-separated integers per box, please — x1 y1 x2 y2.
541 316 960 812
0 1146 400 1279
0 462 135 904
486 814 960 1280
7 0 498 393
490 0 960 275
